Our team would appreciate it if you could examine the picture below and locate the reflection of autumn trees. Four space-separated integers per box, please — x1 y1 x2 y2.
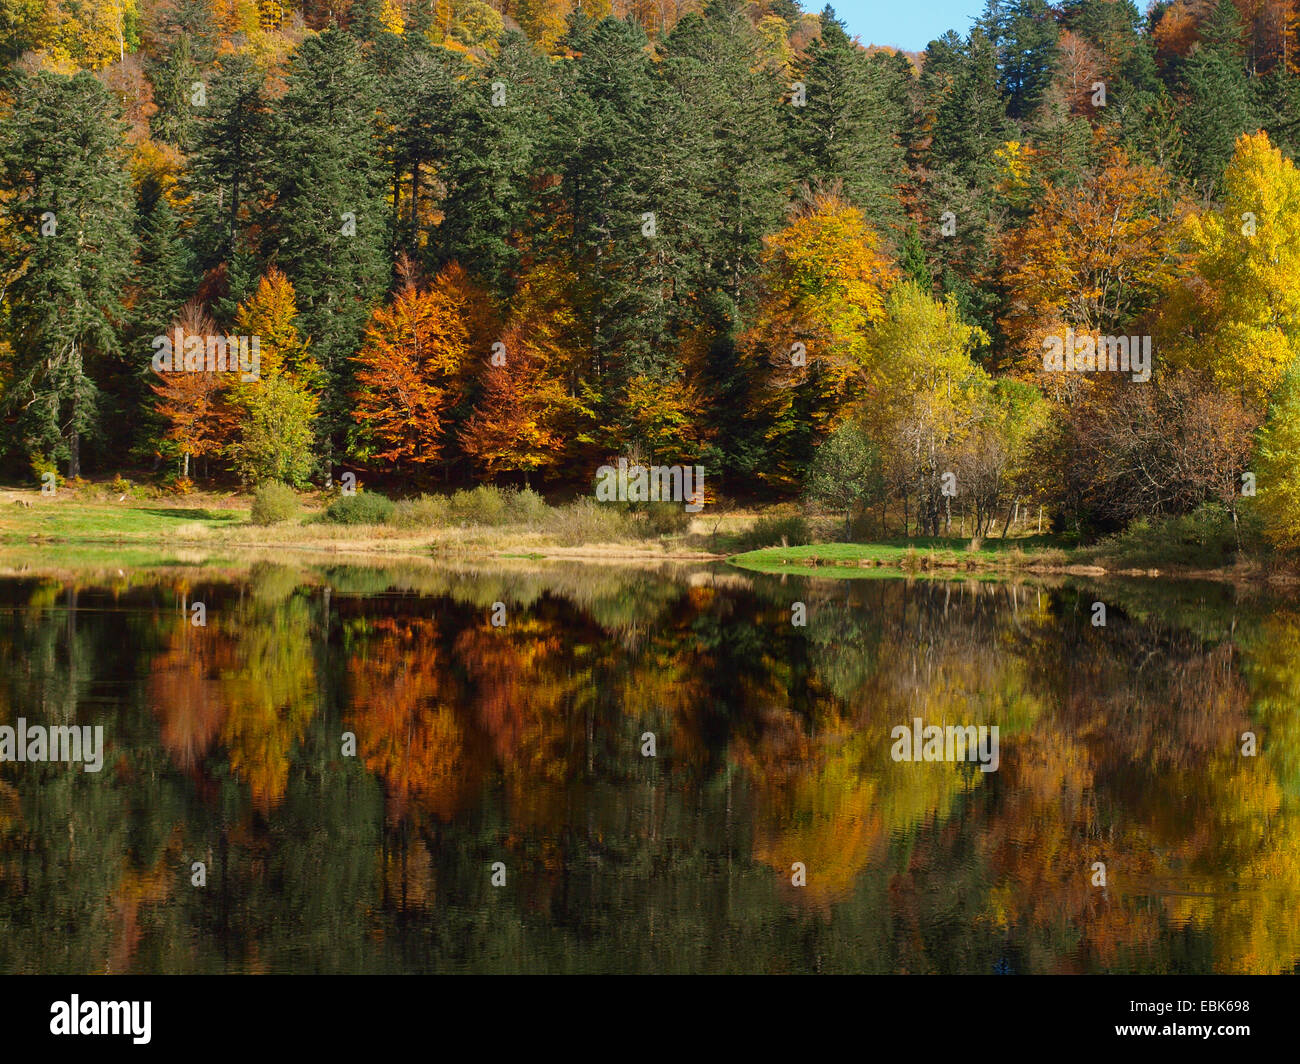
739 580 1047 912
149 613 228 777
216 590 318 810
454 613 591 838
346 616 487 823
966 600 1300 973
6 567 1300 973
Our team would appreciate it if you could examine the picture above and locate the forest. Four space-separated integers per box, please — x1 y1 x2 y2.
3 0 1300 548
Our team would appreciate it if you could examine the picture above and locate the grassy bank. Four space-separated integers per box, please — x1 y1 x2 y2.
728 537 1081 578
0 483 735 560
0 482 1288 582
729 527 1287 582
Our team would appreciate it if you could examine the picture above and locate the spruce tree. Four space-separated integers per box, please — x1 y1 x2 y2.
979 0 1060 121
190 52 269 275
437 30 554 298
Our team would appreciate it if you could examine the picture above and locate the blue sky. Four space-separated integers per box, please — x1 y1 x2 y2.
829 1 983 52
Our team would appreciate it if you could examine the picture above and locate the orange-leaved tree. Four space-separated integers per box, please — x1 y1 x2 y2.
460 261 585 484
350 263 474 473
150 300 237 480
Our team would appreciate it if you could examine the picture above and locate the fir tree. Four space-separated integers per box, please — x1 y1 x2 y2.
0 71 135 477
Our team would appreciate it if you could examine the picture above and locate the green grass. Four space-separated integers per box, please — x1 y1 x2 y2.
0 501 242 543
729 536 1073 577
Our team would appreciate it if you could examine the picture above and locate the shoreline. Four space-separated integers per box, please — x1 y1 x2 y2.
1 492 1290 582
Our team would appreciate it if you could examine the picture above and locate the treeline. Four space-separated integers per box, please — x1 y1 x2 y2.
5 0 1300 545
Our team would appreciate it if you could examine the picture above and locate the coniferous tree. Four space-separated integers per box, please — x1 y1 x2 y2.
262 29 391 465
190 51 269 276
979 0 1061 121
1177 0 1254 192
0 71 135 477
124 181 194 456
375 36 465 264
786 7 908 235
149 33 203 150
437 30 554 298
551 15 670 393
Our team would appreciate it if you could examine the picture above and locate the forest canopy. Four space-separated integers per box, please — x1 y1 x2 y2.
3 0 1300 545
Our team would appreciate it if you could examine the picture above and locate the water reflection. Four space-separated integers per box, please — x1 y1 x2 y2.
0 563 1296 973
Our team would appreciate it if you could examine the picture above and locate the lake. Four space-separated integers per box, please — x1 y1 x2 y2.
0 560 1295 974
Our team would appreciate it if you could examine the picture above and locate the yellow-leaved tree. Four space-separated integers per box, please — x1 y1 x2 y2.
229 269 320 487
741 190 896 490
1158 131 1300 409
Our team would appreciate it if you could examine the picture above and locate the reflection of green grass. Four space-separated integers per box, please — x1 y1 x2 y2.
729 537 1073 578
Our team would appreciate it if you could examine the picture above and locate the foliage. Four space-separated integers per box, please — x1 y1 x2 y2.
250 480 298 525
323 490 397 525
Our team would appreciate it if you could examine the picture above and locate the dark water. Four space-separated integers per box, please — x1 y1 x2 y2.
0 561 1296 974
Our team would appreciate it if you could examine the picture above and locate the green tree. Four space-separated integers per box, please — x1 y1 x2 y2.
804 418 883 539
190 51 269 275
437 30 554 298
785 7 908 234
262 29 391 459
1177 0 1253 193
0 71 135 477
979 0 1060 120
229 375 318 488
1253 365 1300 550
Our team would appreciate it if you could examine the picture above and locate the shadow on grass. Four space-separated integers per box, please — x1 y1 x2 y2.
882 534 1069 552
139 508 242 522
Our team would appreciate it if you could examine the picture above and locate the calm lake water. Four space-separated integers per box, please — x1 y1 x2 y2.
0 561 1296 974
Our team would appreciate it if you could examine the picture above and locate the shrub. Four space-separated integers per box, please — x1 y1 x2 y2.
29 456 62 490
391 494 452 529
1090 503 1257 568
324 491 395 525
543 497 634 545
449 485 510 526
508 487 549 525
251 481 298 526
389 487 553 529
636 501 692 536
736 514 811 551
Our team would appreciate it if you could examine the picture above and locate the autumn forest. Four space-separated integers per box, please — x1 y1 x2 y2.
4 0 1300 553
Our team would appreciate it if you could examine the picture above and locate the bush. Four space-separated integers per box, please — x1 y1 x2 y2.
543 497 634 545
735 514 812 551
508 487 550 525
635 501 693 536
29 456 62 490
391 494 452 529
448 485 510 525
389 487 553 529
1090 503 1258 568
323 491 395 525
251 481 298 526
